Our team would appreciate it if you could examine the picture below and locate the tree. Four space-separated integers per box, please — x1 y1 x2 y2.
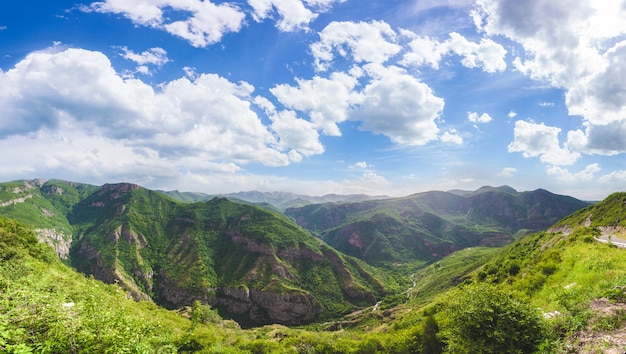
438 283 546 353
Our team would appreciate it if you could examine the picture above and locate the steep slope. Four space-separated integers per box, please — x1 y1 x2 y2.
0 179 98 259
467 192 626 352
0 180 391 326
285 186 589 265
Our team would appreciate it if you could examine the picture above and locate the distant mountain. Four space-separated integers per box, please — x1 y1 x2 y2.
160 189 388 210
285 186 590 265
0 179 392 326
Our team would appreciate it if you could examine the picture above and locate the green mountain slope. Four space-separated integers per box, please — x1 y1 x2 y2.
0 180 394 326
285 186 589 265
461 191 626 352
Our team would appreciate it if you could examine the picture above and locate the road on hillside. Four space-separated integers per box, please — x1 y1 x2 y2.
596 234 626 248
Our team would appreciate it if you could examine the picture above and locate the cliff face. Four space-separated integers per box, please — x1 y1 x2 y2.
61 184 385 326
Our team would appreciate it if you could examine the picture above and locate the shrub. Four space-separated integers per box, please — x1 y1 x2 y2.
438 283 546 353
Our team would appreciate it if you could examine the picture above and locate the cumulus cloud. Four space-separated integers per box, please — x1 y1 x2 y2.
82 0 245 47
0 48 322 176
508 120 580 166
311 20 402 71
352 64 444 146
467 111 492 123
445 32 507 72
440 129 463 144
248 0 316 31
546 163 601 182
270 71 362 136
118 47 170 66
400 31 507 73
267 110 325 160
599 170 626 183
118 47 170 75
475 0 626 155
248 0 346 31
507 110 517 118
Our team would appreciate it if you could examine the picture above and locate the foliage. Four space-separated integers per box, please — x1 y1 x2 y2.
286 188 588 265
437 282 547 353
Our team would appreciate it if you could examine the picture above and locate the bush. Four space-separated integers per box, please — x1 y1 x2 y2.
438 283 546 353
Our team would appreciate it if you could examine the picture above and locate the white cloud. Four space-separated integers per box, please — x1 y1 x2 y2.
567 121 626 156
497 167 517 177
0 48 299 177
467 111 492 123
247 0 346 31
83 0 245 47
350 161 368 169
352 64 444 146
599 170 626 183
539 101 554 107
399 33 446 69
118 47 170 66
270 71 362 136
400 31 507 73
268 110 325 159
546 163 600 182
440 129 463 144
508 120 580 166
507 110 517 118
445 32 507 73
475 0 626 155
248 0 316 31
311 20 402 71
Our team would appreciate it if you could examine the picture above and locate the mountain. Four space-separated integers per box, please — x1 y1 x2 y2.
461 191 626 352
0 179 392 326
160 189 388 210
285 186 590 265
4 180 626 352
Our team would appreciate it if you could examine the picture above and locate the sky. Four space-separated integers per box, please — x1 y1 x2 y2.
1 0 625 200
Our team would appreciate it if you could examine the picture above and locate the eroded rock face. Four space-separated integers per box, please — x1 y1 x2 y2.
35 228 71 259
157 274 322 326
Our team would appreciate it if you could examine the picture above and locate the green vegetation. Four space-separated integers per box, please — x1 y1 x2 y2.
286 187 589 265
5 179 626 353
437 283 546 353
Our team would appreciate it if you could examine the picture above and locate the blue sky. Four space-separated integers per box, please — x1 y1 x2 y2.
1 0 625 200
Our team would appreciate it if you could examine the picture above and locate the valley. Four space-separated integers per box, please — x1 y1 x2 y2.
2 179 626 352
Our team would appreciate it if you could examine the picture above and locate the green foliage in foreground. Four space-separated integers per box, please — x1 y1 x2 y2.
437 283 546 353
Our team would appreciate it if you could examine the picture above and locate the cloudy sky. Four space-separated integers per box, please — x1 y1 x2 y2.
1 0 625 200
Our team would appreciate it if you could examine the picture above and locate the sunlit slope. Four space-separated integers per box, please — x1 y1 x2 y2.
286 186 589 265
0 180 397 326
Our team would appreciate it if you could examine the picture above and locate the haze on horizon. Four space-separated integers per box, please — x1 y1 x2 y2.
1 0 626 201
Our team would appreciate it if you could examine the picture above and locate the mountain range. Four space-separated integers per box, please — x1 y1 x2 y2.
5 179 626 351
0 179 589 326
285 185 589 265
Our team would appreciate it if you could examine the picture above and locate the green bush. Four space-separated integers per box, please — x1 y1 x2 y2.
438 283 546 353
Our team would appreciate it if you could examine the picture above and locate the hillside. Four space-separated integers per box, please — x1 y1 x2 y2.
5 181 626 352
0 179 395 326
456 191 626 352
285 186 589 265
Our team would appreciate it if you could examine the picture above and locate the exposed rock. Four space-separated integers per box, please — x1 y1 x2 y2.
0 194 34 207
35 228 71 259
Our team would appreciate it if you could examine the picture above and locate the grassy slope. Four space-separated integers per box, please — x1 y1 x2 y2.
1 181 399 325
